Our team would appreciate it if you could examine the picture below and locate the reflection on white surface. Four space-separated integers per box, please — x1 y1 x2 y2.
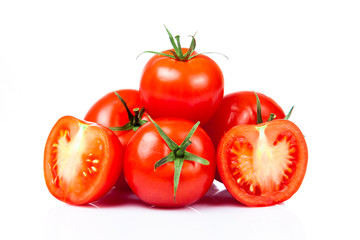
44 182 305 240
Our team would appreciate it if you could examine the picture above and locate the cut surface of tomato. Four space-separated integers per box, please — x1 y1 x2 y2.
44 116 123 205
217 120 307 207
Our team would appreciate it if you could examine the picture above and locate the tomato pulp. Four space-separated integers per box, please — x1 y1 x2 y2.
217 120 308 207
44 116 123 205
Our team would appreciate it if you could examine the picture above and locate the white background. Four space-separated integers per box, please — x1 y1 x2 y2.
1 1 359 239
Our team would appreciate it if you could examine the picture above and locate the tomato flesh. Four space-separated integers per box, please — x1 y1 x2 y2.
229 127 297 195
44 116 123 205
217 120 307 206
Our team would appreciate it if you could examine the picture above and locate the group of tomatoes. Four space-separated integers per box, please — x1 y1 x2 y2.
44 27 308 208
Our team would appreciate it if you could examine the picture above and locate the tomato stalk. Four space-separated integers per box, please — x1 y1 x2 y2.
109 92 148 132
254 92 294 123
137 25 228 62
148 115 209 201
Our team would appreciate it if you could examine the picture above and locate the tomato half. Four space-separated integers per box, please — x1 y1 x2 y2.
217 120 308 207
139 48 224 125
44 116 123 205
204 91 285 149
124 118 216 207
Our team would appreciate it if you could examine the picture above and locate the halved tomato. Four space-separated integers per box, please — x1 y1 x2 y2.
44 116 123 205
217 119 308 207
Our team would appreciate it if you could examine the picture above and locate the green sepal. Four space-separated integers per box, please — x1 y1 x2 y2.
136 51 177 60
131 126 141 131
183 151 209 165
284 106 294 120
175 35 184 59
114 91 133 122
164 25 181 57
167 50 181 60
154 152 176 170
147 115 178 151
139 119 148 126
183 34 197 61
173 158 184 201
109 123 135 132
177 121 200 153
254 92 263 124
149 116 210 201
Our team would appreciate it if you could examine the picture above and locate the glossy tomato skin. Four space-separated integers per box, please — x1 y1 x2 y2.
44 116 123 205
204 91 285 149
139 49 224 125
85 89 148 188
124 118 216 207
85 89 147 146
217 120 308 207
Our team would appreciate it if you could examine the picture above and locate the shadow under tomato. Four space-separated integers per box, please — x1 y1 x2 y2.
194 183 245 207
89 187 149 208
88 182 245 209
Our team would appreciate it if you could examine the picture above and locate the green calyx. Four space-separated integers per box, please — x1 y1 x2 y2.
254 91 294 124
109 92 148 132
148 115 209 201
137 25 228 62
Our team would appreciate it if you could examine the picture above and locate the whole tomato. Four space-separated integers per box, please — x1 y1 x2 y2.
124 117 216 207
84 89 148 188
204 91 286 149
139 27 224 125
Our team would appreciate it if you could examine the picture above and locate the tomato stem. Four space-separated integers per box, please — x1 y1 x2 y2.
267 113 276 122
147 115 209 201
136 25 228 62
109 92 148 132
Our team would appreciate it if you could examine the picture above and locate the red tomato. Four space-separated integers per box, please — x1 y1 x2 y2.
84 89 148 188
44 116 123 205
84 89 147 146
217 119 308 207
124 118 216 207
204 91 286 149
139 48 224 125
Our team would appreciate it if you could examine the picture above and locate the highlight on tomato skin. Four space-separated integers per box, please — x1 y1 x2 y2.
43 116 123 205
217 119 308 207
